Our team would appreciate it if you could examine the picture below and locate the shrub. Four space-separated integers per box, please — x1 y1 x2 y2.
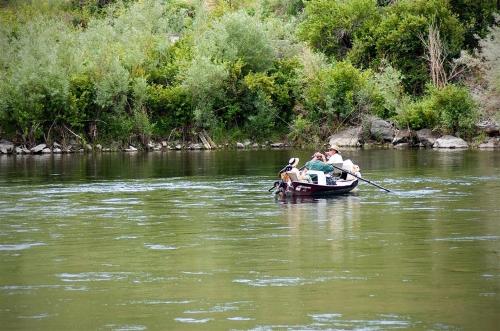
430 84 477 136
396 98 439 130
147 84 192 134
396 84 477 136
302 61 377 126
370 0 464 93
298 0 380 59
194 11 275 74
371 63 408 119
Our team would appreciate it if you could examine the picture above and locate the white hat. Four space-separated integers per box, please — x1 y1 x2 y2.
329 145 341 154
288 157 299 167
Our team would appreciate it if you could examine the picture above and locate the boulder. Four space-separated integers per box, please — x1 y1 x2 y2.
42 148 52 154
328 127 363 147
124 145 138 152
175 144 182 150
270 142 285 148
14 147 24 154
102 148 111 152
236 142 245 149
190 143 203 150
53 142 62 148
433 135 468 149
0 141 14 154
392 129 416 145
393 143 410 149
30 144 46 153
95 144 103 151
370 119 394 142
53 148 62 154
478 137 500 149
161 141 168 147
416 129 439 147
251 143 260 148
243 140 252 147
84 144 93 152
476 120 499 136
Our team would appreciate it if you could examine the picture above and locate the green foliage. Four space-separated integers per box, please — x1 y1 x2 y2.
184 57 229 127
479 21 500 95
396 98 439 131
0 0 496 144
298 0 380 59
261 0 304 17
302 61 378 125
245 92 278 139
371 63 407 119
195 10 275 73
430 84 477 136
369 0 464 93
147 84 192 133
288 114 315 144
449 0 499 49
397 84 477 136
0 16 77 141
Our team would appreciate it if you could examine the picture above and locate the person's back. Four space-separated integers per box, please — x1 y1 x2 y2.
304 159 334 173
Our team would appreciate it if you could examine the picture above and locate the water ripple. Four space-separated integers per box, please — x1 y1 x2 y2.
175 317 213 324
0 242 46 251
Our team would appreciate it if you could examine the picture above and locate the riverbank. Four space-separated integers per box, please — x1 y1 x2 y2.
1 117 499 155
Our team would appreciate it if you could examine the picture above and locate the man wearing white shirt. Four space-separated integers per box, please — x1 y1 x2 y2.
326 145 343 164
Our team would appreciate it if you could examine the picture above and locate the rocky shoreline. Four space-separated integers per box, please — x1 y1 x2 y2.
1 118 499 155
328 117 499 150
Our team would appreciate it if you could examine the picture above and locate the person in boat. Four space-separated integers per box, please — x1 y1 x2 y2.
281 157 308 183
304 153 336 185
304 152 334 173
325 145 347 179
325 145 343 164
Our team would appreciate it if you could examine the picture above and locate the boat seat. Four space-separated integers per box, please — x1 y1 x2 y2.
306 170 326 185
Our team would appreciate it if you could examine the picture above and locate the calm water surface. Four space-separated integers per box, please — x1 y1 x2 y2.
0 149 499 330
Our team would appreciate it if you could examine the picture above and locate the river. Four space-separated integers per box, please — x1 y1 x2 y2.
0 149 499 330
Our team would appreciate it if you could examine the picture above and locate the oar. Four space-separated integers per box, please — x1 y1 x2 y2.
331 164 392 193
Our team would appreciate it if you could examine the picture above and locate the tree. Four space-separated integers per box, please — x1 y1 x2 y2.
298 0 380 59
371 0 464 93
449 0 499 49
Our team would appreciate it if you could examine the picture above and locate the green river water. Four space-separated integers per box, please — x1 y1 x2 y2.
0 149 499 330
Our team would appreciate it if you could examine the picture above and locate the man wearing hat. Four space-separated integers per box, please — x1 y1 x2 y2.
325 145 343 164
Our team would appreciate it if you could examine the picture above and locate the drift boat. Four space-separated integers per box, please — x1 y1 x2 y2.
271 165 359 198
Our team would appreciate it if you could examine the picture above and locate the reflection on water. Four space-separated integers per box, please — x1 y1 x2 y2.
0 150 499 330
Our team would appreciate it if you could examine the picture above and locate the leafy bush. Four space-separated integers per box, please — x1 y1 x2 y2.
371 63 408 119
396 84 477 136
147 84 192 134
0 16 77 142
298 0 380 59
430 84 477 136
195 11 275 74
288 114 315 144
261 0 305 17
449 0 499 49
396 98 439 131
302 60 377 126
369 0 464 93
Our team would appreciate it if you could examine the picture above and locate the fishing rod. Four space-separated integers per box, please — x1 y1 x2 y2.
330 164 392 193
